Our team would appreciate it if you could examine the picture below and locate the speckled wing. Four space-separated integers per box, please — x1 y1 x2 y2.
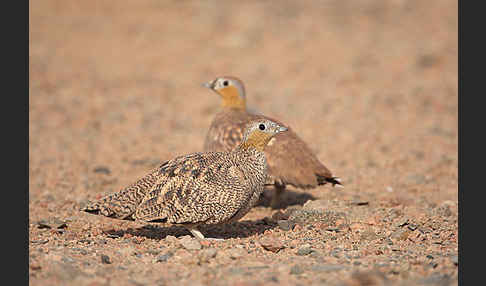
133 152 255 225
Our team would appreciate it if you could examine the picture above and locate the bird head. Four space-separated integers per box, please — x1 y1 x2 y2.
203 76 247 110
238 119 288 151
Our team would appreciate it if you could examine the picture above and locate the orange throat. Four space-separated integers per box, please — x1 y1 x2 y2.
239 130 273 152
219 86 246 110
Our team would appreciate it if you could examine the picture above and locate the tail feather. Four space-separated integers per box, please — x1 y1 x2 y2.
81 168 159 219
316 175 342 187
82 203 119 218
81 189 142 220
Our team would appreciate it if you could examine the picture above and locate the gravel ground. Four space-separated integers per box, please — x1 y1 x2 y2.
30 1 457 285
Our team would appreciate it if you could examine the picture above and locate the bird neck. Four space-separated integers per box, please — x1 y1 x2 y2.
219 86 247 110
237 131 272 152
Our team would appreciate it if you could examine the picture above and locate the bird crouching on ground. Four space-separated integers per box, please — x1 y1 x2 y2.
81 119 288 239
202 76 341 209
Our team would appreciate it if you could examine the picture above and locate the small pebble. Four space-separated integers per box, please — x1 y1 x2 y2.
95 239 107 245
155 252 173 263
31 239 49 244
71 248 85 254
428 262 438 269
93 166 111 175
350 200 369 206
277 220 293 231
260 238 285 253
407 224 418 231
30 263 42 270
297 247 314 256
165 235 178 243
100 254 111 264
179 236 202 250
36 218 67 229
396 218 409 227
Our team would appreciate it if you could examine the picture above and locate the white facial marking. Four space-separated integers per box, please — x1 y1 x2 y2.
267 137 276 146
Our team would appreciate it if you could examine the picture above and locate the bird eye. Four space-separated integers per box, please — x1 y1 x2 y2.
259 124 266 130
223 80 229 87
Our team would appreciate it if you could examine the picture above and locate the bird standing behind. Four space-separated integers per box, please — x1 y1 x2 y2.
202 76 341 209
82 119 287 239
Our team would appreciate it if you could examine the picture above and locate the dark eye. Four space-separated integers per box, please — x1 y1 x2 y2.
223 80 229 87
259 124 266 130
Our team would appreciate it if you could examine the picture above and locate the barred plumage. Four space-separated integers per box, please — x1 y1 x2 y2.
82 119 287 239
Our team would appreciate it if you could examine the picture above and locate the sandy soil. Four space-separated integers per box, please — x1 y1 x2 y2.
29 1 458 285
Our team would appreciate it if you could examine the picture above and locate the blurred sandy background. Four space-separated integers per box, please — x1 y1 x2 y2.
29 1 457 285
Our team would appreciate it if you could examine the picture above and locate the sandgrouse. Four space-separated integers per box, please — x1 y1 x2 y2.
203 76 341 209
82 119 287 239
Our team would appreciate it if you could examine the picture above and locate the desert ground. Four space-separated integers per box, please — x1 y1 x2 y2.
29 1 458 285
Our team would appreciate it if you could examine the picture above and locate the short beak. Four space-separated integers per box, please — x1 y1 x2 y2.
277 126 288 133
201 80 214 89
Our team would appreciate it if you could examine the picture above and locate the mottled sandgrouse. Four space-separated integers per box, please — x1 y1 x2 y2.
203 76 341 209
82 119 287 239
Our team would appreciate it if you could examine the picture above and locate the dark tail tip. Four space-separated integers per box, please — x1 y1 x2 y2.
317 175 342 187
79 200 97 212
80 201 106 215
82 208 101 214
81 205 120 219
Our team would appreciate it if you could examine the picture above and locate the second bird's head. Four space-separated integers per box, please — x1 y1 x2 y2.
239 119 288 151
203 76 246 110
